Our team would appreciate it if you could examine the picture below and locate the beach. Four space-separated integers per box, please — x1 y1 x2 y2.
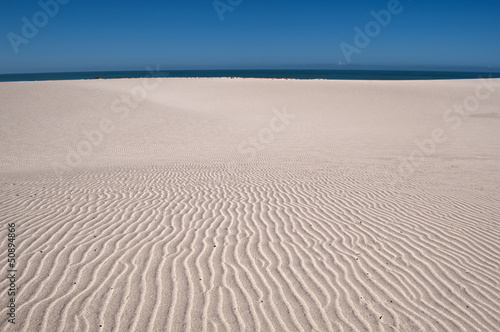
1 77 499 331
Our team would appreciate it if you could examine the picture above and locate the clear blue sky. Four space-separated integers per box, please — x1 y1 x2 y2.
1 0 499 74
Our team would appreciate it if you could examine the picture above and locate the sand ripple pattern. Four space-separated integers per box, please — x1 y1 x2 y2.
1 164 499 332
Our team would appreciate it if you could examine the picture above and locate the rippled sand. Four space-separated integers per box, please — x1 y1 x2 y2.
1 78 499 331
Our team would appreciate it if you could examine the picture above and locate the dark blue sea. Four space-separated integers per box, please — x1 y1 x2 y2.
1 70 499 82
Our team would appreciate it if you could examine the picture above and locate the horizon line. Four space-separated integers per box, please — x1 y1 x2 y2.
2 67 500 76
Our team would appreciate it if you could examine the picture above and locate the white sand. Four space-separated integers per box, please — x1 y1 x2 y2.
1 78 499 331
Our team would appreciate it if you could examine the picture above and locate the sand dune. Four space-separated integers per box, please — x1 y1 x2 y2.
1 78 499 331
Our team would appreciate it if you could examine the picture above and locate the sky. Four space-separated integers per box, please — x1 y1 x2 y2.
1 0 499 74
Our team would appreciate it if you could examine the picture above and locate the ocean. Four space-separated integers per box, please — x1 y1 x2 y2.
1 69 499 82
